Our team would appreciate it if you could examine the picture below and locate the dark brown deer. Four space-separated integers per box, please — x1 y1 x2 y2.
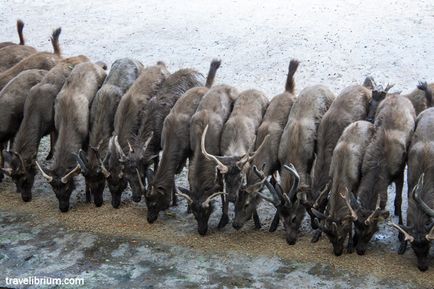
389 107 434 271
122 68 204 204
176 84 239 235
36 62 106 212
232 59 299 230
0 56 89 201
0 69 47 183
204 89 269 229
312 120 375 255
0 27 62 91
106 62 169 208
146 59 221 223
343 94 416 255
270 84 335 245
310 83 373 241
74 58 143 207
0 20 37 73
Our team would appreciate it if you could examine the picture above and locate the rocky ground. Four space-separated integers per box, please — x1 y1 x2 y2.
1 0 434 288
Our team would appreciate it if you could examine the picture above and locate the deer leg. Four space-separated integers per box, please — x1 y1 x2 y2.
46 131 57 160
0 142 4 182
85 184 91 203
269 210 280 232
347 223 354 253
253 208 261 229
398 240 408 255
153 156 160 172
394 171 404 220
311 229 322 243
218 194 229 229
171 180 178 207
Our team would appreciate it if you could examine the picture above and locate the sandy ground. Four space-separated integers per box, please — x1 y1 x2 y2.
1 0 434 288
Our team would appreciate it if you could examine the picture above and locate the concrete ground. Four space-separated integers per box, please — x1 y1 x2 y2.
0 0 433 288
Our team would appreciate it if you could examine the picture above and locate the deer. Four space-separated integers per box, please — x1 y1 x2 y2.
105 62 169 208
0 69 47 183
121 67 204 204
312 120 375 255
0 20 37 72
0 27 62 91
309 81 374 242
74 58 143 207
145 59 221 223
268 84 335 245
232 59 299 230
342 93 416 255
176 84 239 235
35 62 106 212
203 88 269 229
0 55 89 201
389 107 434 271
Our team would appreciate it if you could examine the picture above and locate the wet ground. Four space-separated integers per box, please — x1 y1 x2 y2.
0 208 427 289
1 0 434 288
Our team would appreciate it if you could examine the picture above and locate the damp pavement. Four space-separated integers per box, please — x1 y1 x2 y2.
0 210 426 289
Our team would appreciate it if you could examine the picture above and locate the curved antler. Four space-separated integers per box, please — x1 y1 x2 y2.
412 174 434 217
61 164 81 184
35 161 53 182
201 125 228 174
388 222 414 243
237 135 270 168
175 187 193 205
202 191 227 208
340 188 359 221
283 164 300 202
365 193 382 225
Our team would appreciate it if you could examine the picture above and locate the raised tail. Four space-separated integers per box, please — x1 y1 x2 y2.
205 59 221 88
50 27 62 56
417 81 432 108
285 59 300 93
17 19 25 45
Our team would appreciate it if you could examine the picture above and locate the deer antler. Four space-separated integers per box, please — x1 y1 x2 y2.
388 222 414 243
365 193 382 225
60 164 81 184
35 161 53 182
201 125 228 174
340 188 358 221
202 191 227 208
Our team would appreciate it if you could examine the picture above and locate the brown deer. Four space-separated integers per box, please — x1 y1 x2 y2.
313 120 375 255
343 94 416 255
122 68 204 204
176 84 238 235
0 69 47 182
74 58 143 207
389 107 434 271
106 62 169 208
272 84 335 244
1 56 89 201
36 62 106 212
146 59 221 223
233 59 299 230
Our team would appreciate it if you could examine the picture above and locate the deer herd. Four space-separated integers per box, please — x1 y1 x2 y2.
0 20 433 272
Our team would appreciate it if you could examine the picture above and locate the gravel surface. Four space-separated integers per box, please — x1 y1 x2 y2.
1 0 433 288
